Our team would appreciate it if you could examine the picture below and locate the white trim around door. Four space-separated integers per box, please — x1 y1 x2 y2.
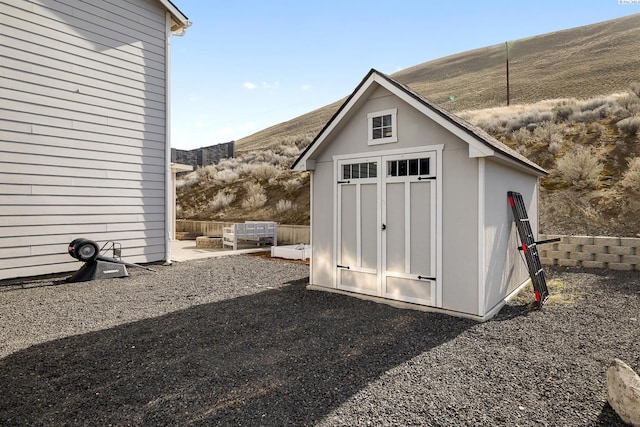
333 145 443 307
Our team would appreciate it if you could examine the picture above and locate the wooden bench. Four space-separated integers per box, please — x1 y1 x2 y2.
222 221 278 250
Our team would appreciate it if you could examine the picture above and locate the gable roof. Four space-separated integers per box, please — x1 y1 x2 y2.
292 69 547 176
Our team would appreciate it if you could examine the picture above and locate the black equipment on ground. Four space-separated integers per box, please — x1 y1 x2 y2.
67 238 155 283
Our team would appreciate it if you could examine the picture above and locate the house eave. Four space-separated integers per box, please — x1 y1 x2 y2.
157 0 190 32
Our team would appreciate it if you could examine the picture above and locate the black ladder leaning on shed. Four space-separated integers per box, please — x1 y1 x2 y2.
507 191 557 306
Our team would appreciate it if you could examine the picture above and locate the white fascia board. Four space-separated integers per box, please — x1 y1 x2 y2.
293 74 379 171
491 152 547 177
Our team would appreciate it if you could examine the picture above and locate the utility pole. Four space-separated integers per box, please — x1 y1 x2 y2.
505 41 510 106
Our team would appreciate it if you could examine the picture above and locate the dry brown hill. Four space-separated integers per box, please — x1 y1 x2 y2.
235 13 640 153
180 14 640 237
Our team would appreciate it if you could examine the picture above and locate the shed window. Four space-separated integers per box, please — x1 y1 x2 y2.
367 108 397 145
387 157 430 177
342 162 377 180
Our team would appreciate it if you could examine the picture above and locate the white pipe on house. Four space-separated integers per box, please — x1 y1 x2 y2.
164 11 173 265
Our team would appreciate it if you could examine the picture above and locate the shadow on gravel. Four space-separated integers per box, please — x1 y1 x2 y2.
597 402 629 426
0 279 474 426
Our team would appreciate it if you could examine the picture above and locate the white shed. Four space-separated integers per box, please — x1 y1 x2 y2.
0 0 189 280
292 69 548 321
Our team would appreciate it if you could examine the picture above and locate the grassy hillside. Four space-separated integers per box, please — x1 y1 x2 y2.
178 14 640 237
235 13 640 153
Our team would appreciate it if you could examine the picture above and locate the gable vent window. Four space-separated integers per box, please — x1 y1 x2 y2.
367 108 397 145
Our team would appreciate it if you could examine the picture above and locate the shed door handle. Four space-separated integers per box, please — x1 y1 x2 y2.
381 224 386 230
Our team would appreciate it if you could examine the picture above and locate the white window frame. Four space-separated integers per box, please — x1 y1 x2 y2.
367 108 397 145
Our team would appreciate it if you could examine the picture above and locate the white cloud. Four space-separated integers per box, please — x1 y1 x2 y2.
262 81 280 89
300 84 312 91
243 82 257 90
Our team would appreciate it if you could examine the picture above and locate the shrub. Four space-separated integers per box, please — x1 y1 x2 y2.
281 145 301 158
215 169 239 183
617 116 640 136
241 182 267 209
195 165 217 182
569 106 608 123
282 177 303 193
578 97 609 112
176 172 199 189
505 110 553 133
612 105 633 122
276 199 296 212
555 147 603 190
243 181 262 196
510 127 530 145
548 138 563 155
249 163 280 181
241 192 267 209
533 121 563 142
617 92 640 110
209 190 236 210
621 157 640 193
553 104 575 122
476 119 503 135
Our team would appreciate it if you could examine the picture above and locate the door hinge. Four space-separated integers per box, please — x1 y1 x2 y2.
337 264 350 269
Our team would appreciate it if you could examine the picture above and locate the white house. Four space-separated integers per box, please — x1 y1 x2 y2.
0 0 189 280
292 69 548 321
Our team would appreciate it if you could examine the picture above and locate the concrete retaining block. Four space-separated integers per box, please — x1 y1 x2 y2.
582 260 607 269
558 243 578 253
569 252 594 261
593 236 621 246
539 257 555 265
595 253 622 263
568 236 594 245
608 246 635 256
581 244 607 254
619 237 640 248
622 255 640 265
608 263 634 271
546 250 569 259
558 259 579 267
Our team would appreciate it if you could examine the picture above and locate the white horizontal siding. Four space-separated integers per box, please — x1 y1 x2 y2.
0 0 171 280
1 213 165 227
0 173 165 190
0 163 164 183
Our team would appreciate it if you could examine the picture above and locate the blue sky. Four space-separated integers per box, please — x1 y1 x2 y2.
169 1 639 150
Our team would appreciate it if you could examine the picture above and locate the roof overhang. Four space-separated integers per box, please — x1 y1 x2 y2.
171 163 194 173
158 0 190 33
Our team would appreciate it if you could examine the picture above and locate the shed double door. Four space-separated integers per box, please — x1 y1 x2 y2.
336 151 438 306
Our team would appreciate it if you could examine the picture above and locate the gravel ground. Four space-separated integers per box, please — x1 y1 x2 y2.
0 256 638 426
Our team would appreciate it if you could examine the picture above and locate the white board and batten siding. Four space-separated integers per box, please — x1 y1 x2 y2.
0 0 175 280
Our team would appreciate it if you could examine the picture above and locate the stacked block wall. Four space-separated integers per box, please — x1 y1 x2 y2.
538 234 640 271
